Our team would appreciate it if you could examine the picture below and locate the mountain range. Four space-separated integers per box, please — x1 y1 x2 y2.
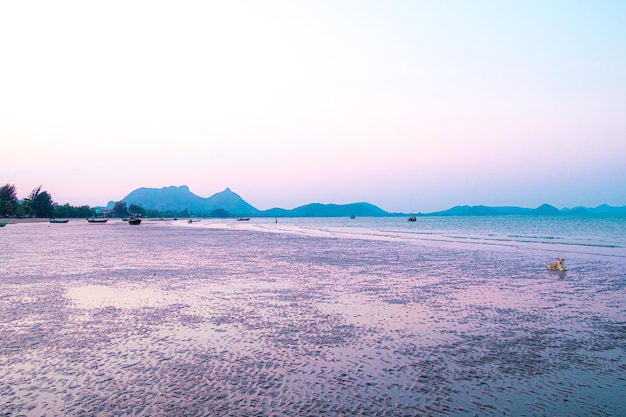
416 203 626 216
119 186 257 215
114 185 393 217
111 185 626 217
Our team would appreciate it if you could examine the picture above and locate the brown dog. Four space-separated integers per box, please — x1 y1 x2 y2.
547 258 567 271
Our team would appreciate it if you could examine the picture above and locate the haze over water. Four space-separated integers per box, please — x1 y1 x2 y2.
1 216 624 416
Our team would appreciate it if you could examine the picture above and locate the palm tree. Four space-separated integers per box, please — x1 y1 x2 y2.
24 185 55 218
0 183 19 216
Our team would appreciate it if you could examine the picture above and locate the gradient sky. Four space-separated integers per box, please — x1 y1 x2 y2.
1 1 625 213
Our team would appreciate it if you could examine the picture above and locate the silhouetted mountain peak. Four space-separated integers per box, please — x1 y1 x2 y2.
421 203 626 216
262 201 389 217
214 187 238 197
119 185 395 217
121 185 258 215
534 203 560 215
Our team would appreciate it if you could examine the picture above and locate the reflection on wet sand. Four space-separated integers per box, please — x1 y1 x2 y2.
67 285 170 309
0 221 624 416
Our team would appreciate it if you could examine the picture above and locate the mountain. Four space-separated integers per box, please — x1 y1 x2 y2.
122 185 208 212
262 202 389 218
121 186 260 216
588 204 626 215
116 185 625 217
423 205 501 216
205 188 259 215
420 203 626 216
533 203 561 215
118 185 392 217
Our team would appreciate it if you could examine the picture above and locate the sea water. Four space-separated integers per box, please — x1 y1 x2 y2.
236 215 626 257
0 215 624 416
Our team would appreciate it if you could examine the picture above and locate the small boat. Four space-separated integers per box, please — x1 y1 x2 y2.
87 218 108 223
0 220 8 227
408 215 416 222
236 217 250 221
350 214 356 219
128 218 141 225
49 218 69 224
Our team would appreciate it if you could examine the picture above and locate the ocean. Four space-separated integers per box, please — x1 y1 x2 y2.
1 215 625 416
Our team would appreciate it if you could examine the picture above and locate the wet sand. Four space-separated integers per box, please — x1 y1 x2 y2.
3 218 52 224
1 222 625 416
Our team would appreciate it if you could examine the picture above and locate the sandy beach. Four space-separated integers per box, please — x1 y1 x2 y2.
1 219 624 416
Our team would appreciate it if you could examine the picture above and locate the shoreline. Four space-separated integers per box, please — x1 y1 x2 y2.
4 218 52 224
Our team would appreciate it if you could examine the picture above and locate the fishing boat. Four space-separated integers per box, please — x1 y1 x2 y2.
87 217 108 223
0 220 8 227
128 218 141 225
49 218 69 224
350 214 356 219
408 215 416 222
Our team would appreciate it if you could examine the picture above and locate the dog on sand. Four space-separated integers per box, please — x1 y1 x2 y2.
547 258 567 271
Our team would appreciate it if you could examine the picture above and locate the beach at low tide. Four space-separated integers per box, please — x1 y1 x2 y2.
1 218 625 416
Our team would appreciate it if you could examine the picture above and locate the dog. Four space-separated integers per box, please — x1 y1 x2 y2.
547 258 567 271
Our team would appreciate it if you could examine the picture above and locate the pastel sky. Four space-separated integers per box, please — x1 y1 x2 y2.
1 1 625 213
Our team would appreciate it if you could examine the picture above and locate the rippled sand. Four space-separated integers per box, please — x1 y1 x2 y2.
1 221 625 416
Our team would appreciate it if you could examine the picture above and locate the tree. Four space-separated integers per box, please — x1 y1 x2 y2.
113 201 128 218
77 205 93 218
51 204 93 219
53 203 77 218
210 208 229 218
24 185 55 218
128 203 145 217
0 183 19 216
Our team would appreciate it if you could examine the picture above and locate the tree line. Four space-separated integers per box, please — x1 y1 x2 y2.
109 201 230 218
1 184 61 218
1 184 231 219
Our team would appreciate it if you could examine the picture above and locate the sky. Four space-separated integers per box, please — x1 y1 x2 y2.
1 1 625 213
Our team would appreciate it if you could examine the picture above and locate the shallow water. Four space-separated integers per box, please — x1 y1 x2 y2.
1 217 625 416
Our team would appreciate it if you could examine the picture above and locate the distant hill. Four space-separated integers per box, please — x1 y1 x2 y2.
426 205 501 216
262 202 389 218
585 204 626 215
121 186 260 216
203 188 259 215
114 185 625 217
122 185 209 212
116 185 393 217
419 204 626 216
